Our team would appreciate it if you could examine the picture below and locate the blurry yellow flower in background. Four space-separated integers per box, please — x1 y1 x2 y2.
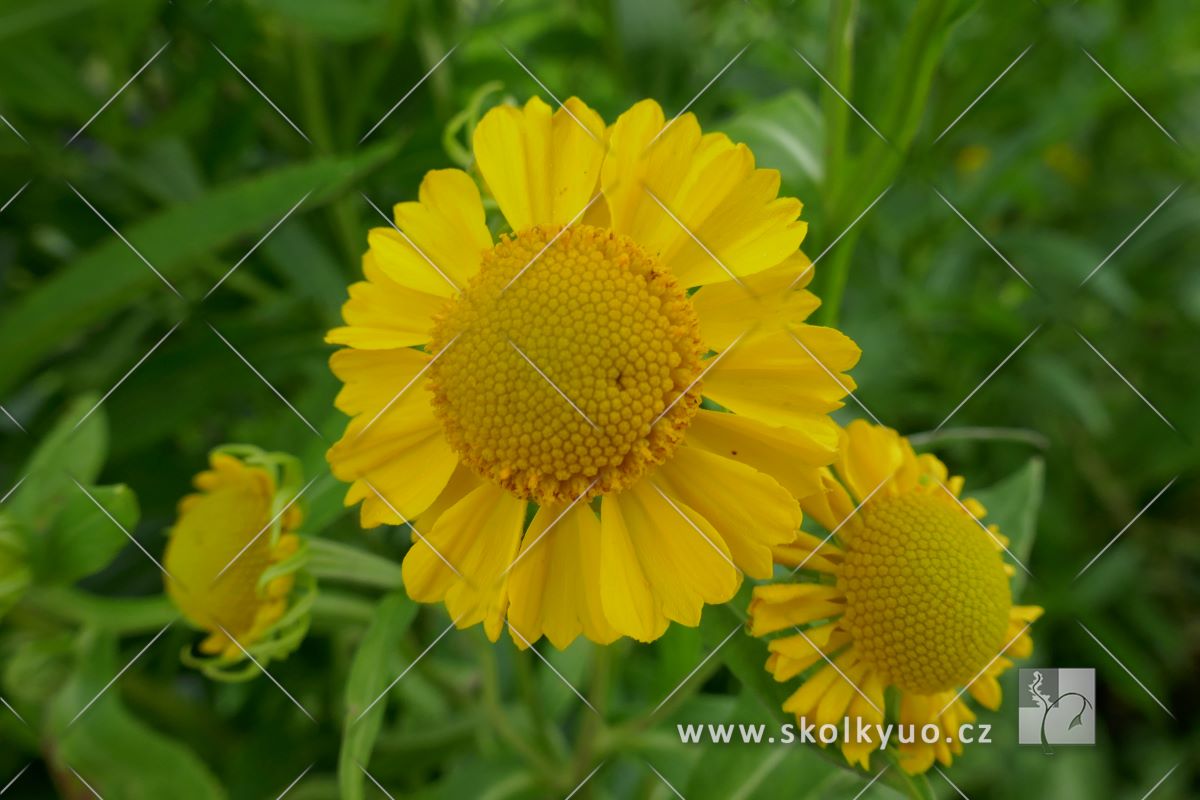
164 447 312 679
327 96 860 648
749 420 1041 774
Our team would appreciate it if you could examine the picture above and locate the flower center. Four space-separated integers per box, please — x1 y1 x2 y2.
837 492 1012 694
428 224 704 504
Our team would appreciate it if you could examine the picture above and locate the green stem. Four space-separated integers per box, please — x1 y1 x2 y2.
572 645 613 798
306 537 404 590
18 587 176 633
822 0 858 220
478 642 561 785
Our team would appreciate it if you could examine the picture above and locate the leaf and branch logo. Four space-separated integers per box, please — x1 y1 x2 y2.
1019 668 1096 748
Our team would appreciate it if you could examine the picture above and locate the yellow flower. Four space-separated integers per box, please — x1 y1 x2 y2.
748 420 1042 774
164 448 309 673
327 96 860 648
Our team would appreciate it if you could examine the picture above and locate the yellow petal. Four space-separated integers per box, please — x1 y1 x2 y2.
690 254 821 350
368 169 491 296
473 96 606 230
603 99 807 287
598 490 667 642
835 420 904 503
702 327 861 429
655 446 801 578
326 252 444 349
686 408 837 501
748 583 844 636
329 347 430 417
507 501 619 649
401 483 526 640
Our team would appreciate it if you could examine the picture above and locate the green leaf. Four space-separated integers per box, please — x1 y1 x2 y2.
339 592 418 800
48 630 228 800
722 91 824 196
971 458 1045 596
0 143 399 396
307 537 405 590
7 394 107 533
32 483 138 584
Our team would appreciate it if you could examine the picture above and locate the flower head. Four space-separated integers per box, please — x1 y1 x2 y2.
164 447 311 678
748 420 1042 774
327 96 860 648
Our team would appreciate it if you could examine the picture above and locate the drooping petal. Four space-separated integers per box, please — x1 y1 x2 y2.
654 446 801 578
326 252 444 349
401 483 527 640
473 96 606 231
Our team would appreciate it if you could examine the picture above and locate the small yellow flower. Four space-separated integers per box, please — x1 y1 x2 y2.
164 448 310 675
327 96 860 647
749 420 1042 774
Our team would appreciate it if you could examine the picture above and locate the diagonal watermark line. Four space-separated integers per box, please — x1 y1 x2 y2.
501 478 597 577
937 622 1033 717
1 695 27 726
1077 622 1173 718
361 479 464 581
933 187 1032 288
1076 476 1177 580
936 325 1041 430
213 474 321 583
789 185 892 289
502 193 604 293
644 761 687 800
850 766 888 800
1138 763 1179 800
73 321 182 431
274 763 314 800
1 764 29 795
790 476 889 575
69 621 174 726
205 190 312 299
66 40 171 147
208 323 325 439
791 626 882 715
360 42 460 144
643 185 744 288
0 114 28 145
651 330 747 428
935 43 1034 143
0 476 26 505
794 48 888 143
70 478 177 582
360 192 461 293
0 403 26 433
786 328 882 426
564 761 606 800
934 766 971 800
1074 330 1175 431
69 183 182 297
651 483 740 574
212 43 310 142
215 622 315 720
355 334 460 440
508 339 599 428
0 180 30 216
508 623 598 713
936 480 1032 576
354 617 459 723
68 767 104 800
1079 184 1182 286
357 763 397 800
1082 48 1177 144
651 623 741 716
648 44 750 150
499 43 601 143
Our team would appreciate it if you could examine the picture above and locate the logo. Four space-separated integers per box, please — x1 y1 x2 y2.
1018 668 1095 750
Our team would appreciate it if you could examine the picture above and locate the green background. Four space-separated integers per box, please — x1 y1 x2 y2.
0 0 1196 798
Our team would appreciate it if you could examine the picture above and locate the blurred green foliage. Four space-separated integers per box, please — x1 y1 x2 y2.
1 0 1197 798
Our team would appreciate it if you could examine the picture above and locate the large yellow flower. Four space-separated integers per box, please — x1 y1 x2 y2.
748 420 1042 774
327 96 860 647
164 449 308 670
